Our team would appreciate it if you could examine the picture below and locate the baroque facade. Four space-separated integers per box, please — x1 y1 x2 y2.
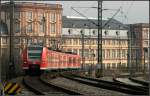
61 16 129 70
1 2 62 48
0 2 62 79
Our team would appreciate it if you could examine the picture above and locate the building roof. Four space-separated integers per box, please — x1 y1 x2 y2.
0 21 8 35
62 16 128 30
127 23 149 28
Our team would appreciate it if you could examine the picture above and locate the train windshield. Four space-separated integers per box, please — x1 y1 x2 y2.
27 46 43 61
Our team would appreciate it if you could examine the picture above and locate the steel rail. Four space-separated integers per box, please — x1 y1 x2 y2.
61 74 148 95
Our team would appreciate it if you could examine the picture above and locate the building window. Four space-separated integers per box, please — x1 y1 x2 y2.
122 41 126 45
68 29 72 35
38 39 43 45
102 40 105 45
51 13 56 22
79 49 82 56
84 39 89 45
127 31 129 36
67 49 72 52
14 38 20 44
107 25 111 29
15 11 20 19
112 63 116 69
73 39 78 45
79 40 82 45
144 30 148 38
102 49 105 59
90 49 94 54
104 30 108 35
66 39 72 45
117 49 120 58
107 63 110 69
40 23 44 33
27 12 32 20
93 30 96 35
107 40 110 45
84 49 89 57
38 13 44 21
51 24 55 33
122 49 126 58
106 49 110 58
112 49 116 58
15 23 20 33
2 37 7 44
112 40 115 45
119 25 122 29
122 63 126 69
144 41 148 46
117 63 122 69
91 40 95 45
27 38 32 45
73 49 78 54
27 23 32 32
116 31 120 36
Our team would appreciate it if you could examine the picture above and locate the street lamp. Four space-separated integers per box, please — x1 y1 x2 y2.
80 24 88 71
80 29 84 70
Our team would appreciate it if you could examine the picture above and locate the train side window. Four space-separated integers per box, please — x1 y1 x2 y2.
73 57 76 64
69 57 72 64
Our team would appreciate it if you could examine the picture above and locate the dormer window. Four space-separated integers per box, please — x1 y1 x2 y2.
68 29 72 35
108 25 111 29
127 31 129 36
118 25 122 29
93 30 96 35
116 31 120 36
80 30 84 35
104 30 108 35
72 24 75 27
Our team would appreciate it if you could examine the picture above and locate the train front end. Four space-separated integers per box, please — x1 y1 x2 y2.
23 46 43 75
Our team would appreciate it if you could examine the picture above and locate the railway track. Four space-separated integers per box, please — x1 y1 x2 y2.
129 77 149 87
61 74 148 95
113 78 149 89
23 75 83 95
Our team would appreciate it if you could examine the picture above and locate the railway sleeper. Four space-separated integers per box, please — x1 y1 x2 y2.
61 74 148 95
23 77 45 95
71 74 148 92
129 77 149 87
40 75 84 95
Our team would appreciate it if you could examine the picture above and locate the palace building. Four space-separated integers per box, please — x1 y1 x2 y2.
61 16 129 71
0 2 62 79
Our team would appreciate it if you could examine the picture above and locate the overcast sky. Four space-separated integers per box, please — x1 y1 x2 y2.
4 1 149 24
47 1 149 24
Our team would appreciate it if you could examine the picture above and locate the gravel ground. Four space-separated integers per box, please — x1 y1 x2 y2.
49 77 129 96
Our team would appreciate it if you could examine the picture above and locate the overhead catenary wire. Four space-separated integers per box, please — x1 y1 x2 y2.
71 6 121 28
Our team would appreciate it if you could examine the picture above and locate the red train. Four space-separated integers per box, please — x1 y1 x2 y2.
22 45 81 75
